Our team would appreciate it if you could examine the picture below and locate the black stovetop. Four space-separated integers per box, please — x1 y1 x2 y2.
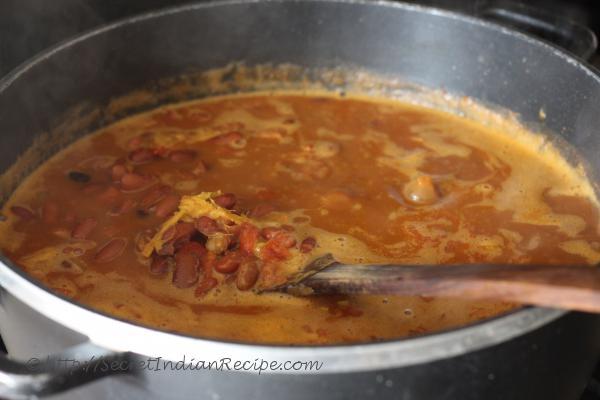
0 1 598 399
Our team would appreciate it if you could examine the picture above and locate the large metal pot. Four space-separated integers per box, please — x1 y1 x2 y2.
0 1 599 399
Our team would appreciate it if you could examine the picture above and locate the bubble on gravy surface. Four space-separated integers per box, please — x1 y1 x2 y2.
0 90 599 345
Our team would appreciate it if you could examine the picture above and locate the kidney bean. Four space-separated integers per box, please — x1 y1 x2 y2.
214 252 241 274
173 252 199 288
236 260 259 291
300 237 317 253
110 198 137 216
94 238 127 263
260 227 284 240
98 186 121 205
111 164 127 182
161 226 176 242
239 223 260 255
195 277 218 297
154 194 180 218
169 149 197 163
10 206 35 221
157 241 176 256
71 217 98 239
128 148 155 164
150 255 171 275
177 241 206 259
139 185 170 210
195 216 219 235
41 202 59 224
174 222 196 241
68 171 91 183
249 203 275 218
262 237 292 261
262 230 296 248
120 172 152 192
213 193 236 209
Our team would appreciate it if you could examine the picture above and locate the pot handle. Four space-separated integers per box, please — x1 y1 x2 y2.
0 341 133 399
474 0 598 60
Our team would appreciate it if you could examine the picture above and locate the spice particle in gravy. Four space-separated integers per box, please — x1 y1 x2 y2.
1 91 599 344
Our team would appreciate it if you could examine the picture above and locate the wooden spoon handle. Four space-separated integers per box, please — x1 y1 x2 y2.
301 263 600 313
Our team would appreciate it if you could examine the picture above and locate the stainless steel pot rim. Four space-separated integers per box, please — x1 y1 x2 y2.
0 258 564 373
0 0 591 374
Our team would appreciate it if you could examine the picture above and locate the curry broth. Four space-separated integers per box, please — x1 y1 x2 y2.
1 91 599 344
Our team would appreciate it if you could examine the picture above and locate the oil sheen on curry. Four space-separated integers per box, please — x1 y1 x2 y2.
1 91 599 345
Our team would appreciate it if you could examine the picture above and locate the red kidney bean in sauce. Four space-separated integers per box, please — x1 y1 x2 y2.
94 238 127 263
173 223 196 241
139 185 170 210
236 260 259 291
300 237 317 253
10 206 35 221
157 241 176 256
169 149 197 163
262 235 294 261
150 255 171 275
239 224 260 255
260 227 286 240
111 164 127 182
128 148 155 164
154 194 180 218
195 277 218 297
213 193 236 209
120 173 152 192
173 252 199 288
249 203 275 218
98 186 122 205
177 241 206 259
110 198 137 216
71 217 98 239
214 252 241 274
195 216 219 235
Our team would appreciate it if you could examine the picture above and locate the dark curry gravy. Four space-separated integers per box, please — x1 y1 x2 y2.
1 92 599 344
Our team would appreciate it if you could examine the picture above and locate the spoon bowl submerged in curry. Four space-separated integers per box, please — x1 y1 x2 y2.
274 254 600 314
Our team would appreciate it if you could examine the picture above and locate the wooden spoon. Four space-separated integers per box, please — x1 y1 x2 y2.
273 254 600 313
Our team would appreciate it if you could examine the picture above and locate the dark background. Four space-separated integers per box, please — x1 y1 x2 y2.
1 0 600 78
